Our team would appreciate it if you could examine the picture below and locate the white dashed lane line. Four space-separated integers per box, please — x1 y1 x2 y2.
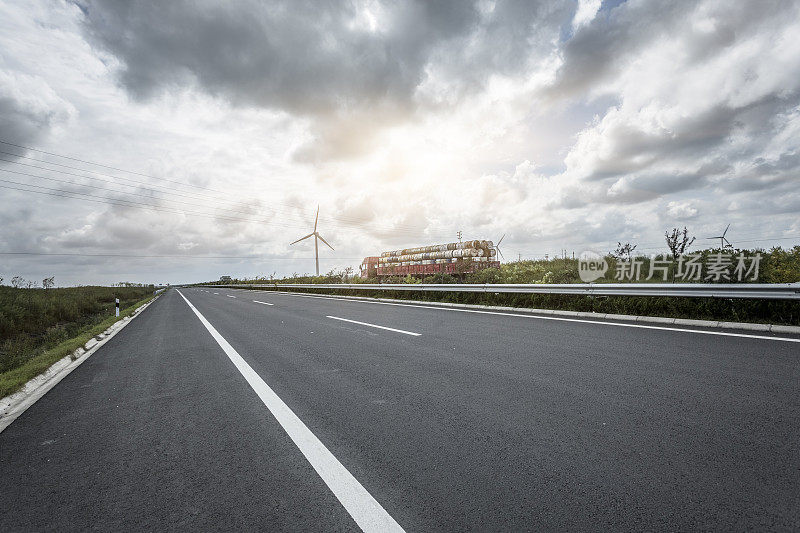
253 300 274 306
326 316 421 336
275 291 800 344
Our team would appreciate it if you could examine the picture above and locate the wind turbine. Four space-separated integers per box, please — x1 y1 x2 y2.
708 223 732 249
495 234 506 261
290 205 334 276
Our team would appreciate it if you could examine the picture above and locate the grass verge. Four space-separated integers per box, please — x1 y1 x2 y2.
0 294 156 399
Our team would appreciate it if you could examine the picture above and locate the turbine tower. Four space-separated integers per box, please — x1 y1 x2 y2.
707 224 732 249
290 205 334 276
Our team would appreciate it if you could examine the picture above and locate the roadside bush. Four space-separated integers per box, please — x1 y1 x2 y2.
0 286 153 376
205 246 800 325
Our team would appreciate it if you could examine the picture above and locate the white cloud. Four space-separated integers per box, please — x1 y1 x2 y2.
666 201 699 219
0 68 76 147
572 0 601 31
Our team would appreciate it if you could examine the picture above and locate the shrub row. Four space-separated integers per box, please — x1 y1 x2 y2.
0 286 154 374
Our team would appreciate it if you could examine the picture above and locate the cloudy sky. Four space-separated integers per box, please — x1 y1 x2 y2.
1 0 799 285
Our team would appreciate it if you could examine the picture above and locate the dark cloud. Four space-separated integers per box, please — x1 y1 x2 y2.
77 0 570 159
80 1 451 112
0 92 68 160
720 151 800 193
79 1 568 110
582 94 799 184
544 1 690 99
551 170 708 210
606 172 708 202
0 98 47 153
0 62 75 161
80 1 417 110
547 0 793 99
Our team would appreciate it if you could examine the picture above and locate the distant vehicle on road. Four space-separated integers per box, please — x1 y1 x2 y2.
361 239 500 279
219 275 232 283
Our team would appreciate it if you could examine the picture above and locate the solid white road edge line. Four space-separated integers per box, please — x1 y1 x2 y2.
326 316 421 336
176 291 404 533
272 291 800 344
0 294 162 433
253 300 274 306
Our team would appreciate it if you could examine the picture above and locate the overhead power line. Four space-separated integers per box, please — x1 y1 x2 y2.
0 149 374 226
0 167 313 230
0 152 246 204
0 176 314 230
0 139 445 235
0 168 451 238
0 139 224 192
0 251 365 259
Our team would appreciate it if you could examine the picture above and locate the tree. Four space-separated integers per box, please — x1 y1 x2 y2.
342 266 354 281
665 227 696 282
612 242 637 260
665 227 695 258
42 276 55 289
11 276 25 288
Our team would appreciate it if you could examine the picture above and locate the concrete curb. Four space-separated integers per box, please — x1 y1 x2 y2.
244 288 800 335
0 294 162 434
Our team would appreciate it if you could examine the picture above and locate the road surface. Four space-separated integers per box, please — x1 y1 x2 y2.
1 288 798 531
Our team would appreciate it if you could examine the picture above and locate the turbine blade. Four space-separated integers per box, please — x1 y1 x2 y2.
290 233 314 245
497 248 505 260
314 205 319 232
497 233 505 246
723 223 730 237
317 233 334 251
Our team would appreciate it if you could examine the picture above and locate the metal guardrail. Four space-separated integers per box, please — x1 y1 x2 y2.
205 283 800 300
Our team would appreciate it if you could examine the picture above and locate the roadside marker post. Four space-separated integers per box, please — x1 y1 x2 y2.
115 298 119 317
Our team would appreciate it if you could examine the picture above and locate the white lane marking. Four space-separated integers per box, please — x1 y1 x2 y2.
176 291 403 532
227 295 236 298
253 300 274 306
0 296 160 434
264 291 800 344
214 292 219 295
326 316 421 336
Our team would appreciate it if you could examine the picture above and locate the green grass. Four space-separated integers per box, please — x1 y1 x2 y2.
0 293 156 399
0 285 154 374
208 246 800 326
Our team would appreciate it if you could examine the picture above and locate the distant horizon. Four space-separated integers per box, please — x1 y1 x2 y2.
1 241 794 288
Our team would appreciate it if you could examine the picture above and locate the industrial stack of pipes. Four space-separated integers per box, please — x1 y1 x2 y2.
378 240 496 266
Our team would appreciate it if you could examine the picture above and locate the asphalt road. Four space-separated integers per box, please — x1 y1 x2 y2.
1 287 798 531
